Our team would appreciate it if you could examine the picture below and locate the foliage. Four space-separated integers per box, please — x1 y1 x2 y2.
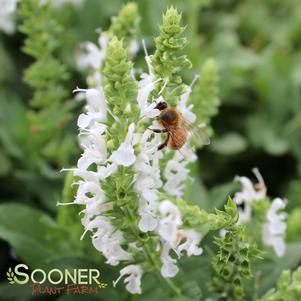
19 0 77 167
258 267 301 301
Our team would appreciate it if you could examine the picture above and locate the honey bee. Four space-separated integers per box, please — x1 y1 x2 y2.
149 101 210 151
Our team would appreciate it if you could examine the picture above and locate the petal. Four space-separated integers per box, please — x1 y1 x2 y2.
137 81 155 109
97 163 118 179
138 213 158 232
86 88 106 112
274 239 286 257
78 113 92 129
111 144 136 167
125 123 136 145
161 260 179 278
268 221 287 235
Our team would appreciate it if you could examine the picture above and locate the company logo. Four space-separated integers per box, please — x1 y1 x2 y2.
6 264 107 296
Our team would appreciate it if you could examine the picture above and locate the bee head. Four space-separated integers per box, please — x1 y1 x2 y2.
155 101 168 111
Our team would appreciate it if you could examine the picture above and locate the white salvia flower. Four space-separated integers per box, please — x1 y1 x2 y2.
78 134 107 170
97 162 118 180
158 200 182 247
137 73 161 120
76 42 104 70
76 88 107 128
74 88 108 170
136 174 160 202
85 201 113 218
138 208 158 232
236 203 253 226
176 87 196 123
76 32 108 71
137 196 158 232
75 180 104 205
233 170 287 257
160 244 179 278
234 168 267 224
111 123 136 167
163 151 195 199
113 265 143 294
0 0 19 34
234 173 266 204
75 32 108 88
76 33 139 89
262 198 287 257
135 41 162 120
175 229 203 256
89 216 132 266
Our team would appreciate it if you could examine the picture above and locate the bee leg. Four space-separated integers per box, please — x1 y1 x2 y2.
157 136 169 151
158 141 167 151
148 128 168 133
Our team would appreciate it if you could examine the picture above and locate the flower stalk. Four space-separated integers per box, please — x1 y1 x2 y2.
64 6 237 297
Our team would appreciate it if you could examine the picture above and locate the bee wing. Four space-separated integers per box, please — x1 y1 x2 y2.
182 120 210 147
167 128 196 160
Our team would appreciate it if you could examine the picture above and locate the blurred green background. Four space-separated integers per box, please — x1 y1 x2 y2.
0 0 301 300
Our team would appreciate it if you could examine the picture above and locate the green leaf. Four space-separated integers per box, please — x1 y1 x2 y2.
211 132 248 155
208 181 239 212
255 243 301 296
184 170 210 210
0 283 33 299
287 207 301 242
0 203 80 268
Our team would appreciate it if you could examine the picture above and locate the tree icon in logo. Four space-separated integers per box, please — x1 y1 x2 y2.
6 267 16 284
